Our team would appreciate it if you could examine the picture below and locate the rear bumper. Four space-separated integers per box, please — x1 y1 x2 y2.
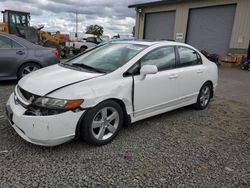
6 93 84 146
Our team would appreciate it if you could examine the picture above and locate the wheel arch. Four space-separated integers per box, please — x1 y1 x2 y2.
75 98 131 139
80 45 88 49
203 80 214 98
17 61 43 78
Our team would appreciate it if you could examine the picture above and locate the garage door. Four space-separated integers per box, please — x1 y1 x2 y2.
144 11 175 40
186 5 236 55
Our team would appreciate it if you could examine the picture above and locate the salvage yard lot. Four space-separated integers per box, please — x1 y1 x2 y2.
0 67 249 187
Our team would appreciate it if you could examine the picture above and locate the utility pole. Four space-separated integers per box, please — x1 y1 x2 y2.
75 10 78 39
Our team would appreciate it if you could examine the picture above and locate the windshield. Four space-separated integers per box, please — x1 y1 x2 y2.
65 43 146 73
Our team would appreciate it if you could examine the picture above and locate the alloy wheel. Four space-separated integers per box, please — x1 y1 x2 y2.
91 107 119 141
200 85 210 107
21 66 39 77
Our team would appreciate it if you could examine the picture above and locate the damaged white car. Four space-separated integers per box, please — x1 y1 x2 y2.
6 41 218 146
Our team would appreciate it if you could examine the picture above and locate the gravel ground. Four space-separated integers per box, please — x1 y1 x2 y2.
0 67 250 187
217 67 250 106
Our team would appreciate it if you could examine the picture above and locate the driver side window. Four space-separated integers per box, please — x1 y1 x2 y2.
140 47 176 71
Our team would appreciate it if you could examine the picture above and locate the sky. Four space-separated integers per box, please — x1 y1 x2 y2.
0 0 157 37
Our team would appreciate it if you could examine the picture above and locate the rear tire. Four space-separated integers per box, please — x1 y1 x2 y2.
17 63 41 80
61 47 70 58
72 49 79 55
80 46 87 53
194 82 212 110
81 100 124 146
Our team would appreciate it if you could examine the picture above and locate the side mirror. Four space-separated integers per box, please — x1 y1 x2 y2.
140 65 158 80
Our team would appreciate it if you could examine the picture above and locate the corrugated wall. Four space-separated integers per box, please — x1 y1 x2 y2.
230 0 250 53
134 0 250 53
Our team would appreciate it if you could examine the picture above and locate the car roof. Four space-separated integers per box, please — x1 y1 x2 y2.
110 40 189 47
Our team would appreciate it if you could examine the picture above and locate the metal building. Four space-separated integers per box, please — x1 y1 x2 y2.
129 0 250 55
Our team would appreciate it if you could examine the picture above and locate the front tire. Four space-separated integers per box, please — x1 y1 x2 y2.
81 100 124 146
194 83 212 110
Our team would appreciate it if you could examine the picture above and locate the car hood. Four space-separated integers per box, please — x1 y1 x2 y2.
18 64 103 96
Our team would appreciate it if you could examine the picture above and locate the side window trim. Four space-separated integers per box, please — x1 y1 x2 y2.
196 51 202 64
174 45 180 67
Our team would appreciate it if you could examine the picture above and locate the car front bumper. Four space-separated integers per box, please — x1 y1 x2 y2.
6 93 85 146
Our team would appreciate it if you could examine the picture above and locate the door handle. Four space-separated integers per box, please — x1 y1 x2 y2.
196 69 204 73
16 51 25 55
168 74 178 79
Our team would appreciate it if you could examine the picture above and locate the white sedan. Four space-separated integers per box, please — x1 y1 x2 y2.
6 41 218 146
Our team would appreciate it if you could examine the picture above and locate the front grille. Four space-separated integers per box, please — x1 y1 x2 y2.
19 87 33 101
17 86 38 103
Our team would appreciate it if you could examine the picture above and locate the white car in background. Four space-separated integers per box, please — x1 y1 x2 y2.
66 36 102 55
6 41 218 146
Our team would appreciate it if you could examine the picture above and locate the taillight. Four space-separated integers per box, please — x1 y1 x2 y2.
52 49 59 57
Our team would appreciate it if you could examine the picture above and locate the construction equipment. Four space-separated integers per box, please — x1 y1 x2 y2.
0 9 65 57
240 40 250 70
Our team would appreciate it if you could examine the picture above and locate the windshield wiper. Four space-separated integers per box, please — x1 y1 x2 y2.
72 63 106 73
60 63 82 70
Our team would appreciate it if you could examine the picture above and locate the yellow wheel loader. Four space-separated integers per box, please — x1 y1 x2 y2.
0 10 68 57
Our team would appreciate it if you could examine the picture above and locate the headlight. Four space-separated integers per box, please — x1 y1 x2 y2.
33 97 84 110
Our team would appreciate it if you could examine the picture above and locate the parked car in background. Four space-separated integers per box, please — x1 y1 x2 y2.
66 36 103 55
0 33 60 80
6 41 218 146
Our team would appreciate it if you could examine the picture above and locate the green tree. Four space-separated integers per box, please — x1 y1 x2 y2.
85 25 104 37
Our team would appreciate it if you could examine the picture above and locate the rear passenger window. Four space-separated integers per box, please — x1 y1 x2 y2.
140 47 176 71
178 47 202 67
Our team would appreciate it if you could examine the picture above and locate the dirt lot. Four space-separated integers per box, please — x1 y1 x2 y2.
0 67 249 187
